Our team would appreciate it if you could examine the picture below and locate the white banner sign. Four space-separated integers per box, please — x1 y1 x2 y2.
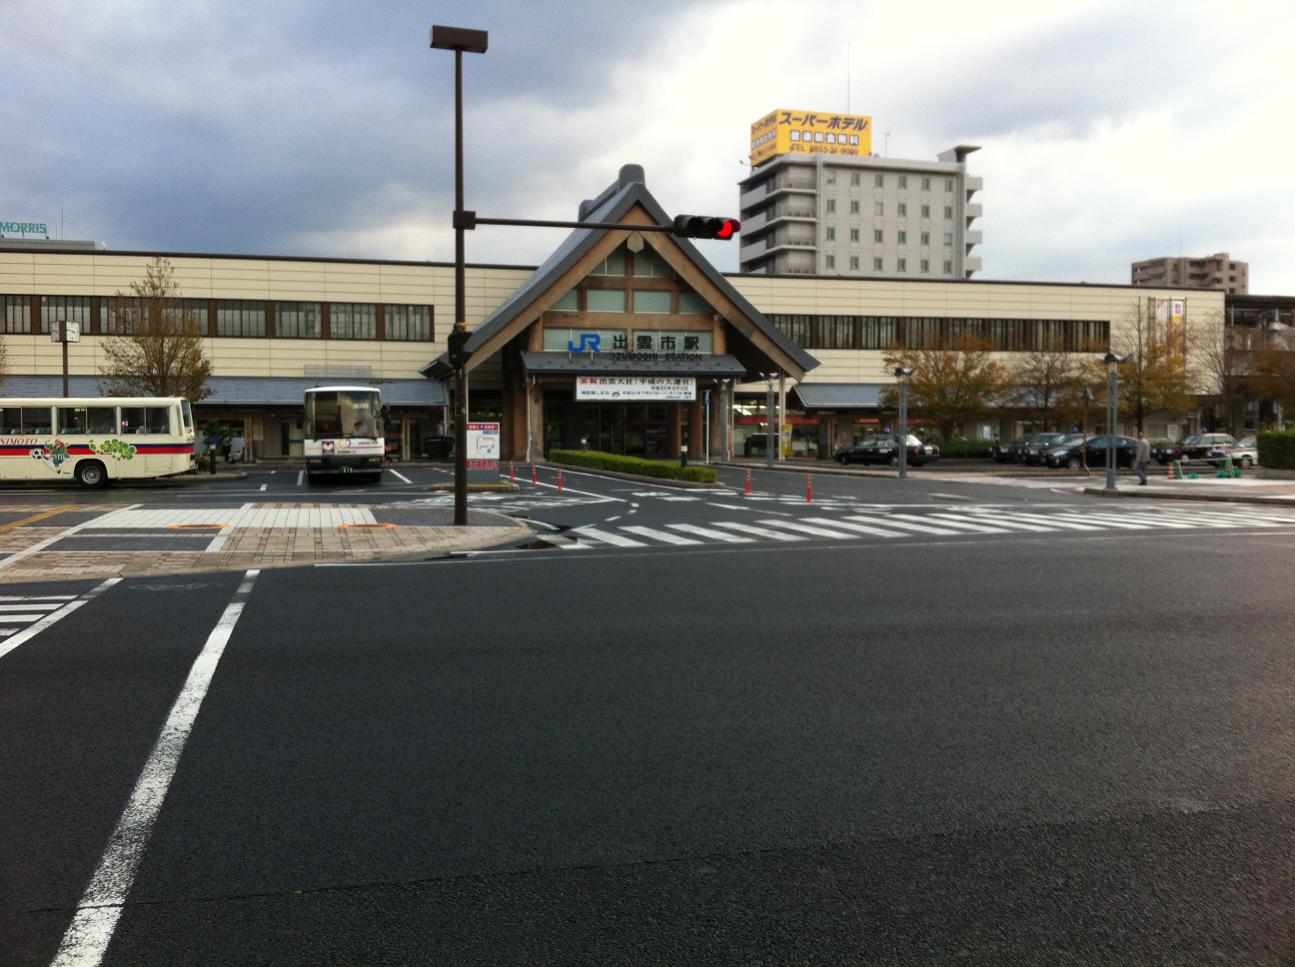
575 376 697 401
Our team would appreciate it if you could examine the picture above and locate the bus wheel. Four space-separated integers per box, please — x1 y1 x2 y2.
75 460 107 488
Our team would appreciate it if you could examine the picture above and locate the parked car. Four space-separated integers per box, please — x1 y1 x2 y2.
1019 432 1069 465
1152 433 1237 465
1206 435 1259 469
1045 434 1138 470
992 433 1049 463
834 434 940 467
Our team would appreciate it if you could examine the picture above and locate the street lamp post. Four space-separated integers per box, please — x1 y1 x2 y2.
894 367 915 479
764 373 776 468
431 24 488 526
1102 352 1127 492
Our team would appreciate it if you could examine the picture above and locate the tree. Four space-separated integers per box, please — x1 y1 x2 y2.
882 335 1013 441
1196 317 1253 435
1251 326 1295 418
1008 349 1083 430
1086 298 1193 433
101 257 212 400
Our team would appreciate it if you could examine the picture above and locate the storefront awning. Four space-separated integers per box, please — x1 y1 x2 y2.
791 383 887 409
520 352 749 378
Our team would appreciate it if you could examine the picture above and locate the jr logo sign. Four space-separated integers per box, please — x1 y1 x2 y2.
567 332 602 353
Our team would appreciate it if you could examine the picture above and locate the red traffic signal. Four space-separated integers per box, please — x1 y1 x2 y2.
671 215 741 240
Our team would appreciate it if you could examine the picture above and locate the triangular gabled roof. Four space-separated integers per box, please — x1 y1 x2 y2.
421 164 818 380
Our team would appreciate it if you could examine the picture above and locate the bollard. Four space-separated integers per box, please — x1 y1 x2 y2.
745 468 752 495
510 461 515 481
806 473 813 503
531 464 538 485
557 469 564 492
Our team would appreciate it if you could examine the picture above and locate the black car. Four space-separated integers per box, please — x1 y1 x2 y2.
1152 433 1236 465
1045 434 1138 470
834 434 940 467
992 434 1035 463
1019 432 1069 465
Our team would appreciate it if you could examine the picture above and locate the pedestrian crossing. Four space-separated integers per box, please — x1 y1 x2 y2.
531 506 1295 552
0 594 77 640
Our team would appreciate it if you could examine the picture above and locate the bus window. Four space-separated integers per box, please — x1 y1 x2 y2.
21 407 53 434
88 407 118 434
58 407 89 434
145 407 172 434
180 399 194 432
0 409 21 435
120 407 145 433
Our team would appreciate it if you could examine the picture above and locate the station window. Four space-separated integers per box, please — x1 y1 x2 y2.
330 303 376 340
385 304 432 340
39 295 90 335
277 302 322 339
2 295 31 334
632 290 671 314
216 300 266 337
586 289 626 312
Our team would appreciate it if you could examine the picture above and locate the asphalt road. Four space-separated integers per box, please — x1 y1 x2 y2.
4 467 1295 965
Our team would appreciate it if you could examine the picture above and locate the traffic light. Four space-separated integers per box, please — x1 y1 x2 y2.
447 322 471 368
671 215 741 240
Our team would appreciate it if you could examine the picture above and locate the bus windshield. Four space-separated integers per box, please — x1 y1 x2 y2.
305 390 381 439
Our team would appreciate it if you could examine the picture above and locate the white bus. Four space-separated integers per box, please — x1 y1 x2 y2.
0 396 195 487
303 385 384 483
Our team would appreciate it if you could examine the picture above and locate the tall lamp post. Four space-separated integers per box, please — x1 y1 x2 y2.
764 373 777 468
894 366 915 479
431 24 488 526
1102 352 1127 491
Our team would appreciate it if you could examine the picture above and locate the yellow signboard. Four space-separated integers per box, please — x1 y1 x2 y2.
750 109 872 165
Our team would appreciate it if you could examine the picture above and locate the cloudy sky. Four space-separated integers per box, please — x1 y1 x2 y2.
4 0 1294 291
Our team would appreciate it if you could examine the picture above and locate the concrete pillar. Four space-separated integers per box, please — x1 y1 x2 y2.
666 402 682 458
526 380 544 462
688 395 704 459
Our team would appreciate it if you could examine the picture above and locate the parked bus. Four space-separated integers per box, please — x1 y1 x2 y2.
303 386 384 483
0 396 195 487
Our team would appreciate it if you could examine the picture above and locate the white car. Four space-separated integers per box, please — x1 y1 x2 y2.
1206 435 1259 469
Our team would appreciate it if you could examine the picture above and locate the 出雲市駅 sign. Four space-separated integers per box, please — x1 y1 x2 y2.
1 220 49 235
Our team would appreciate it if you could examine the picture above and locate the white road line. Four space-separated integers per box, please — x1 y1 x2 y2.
666 523 754 543
620 525 702 546
0 505 141 575
51 570 260 967
297 471 304 486
387 469 412 484
930 493 973 501
800 516 905 538
988 512 1104 532
0 594 76 602
0 578 120 662
917 513 1014 534
844 514 961 536
757 519 855 540
709 521 807 542
948 511 1058 533
570 526 648 547
259 483 268 492
0 602 65 612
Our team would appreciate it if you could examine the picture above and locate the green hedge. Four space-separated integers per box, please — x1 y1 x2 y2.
1257 431 1295 469
549 449 718 484
934 439 994 459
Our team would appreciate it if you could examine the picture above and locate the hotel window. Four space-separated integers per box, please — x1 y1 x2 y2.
945 178 954 191
216 300 266 337
329 303 375 340
632 290 671 314
920 231 930 246
849 200 860 214
850 228 859 242
873 229 883 243
944 205 954 219
873 200 883 215
826 227 835 241
897 202 907 217
586 289 626 312
850 172 860 186
944 232 953 246
551 290 578 311
921 177 931 190
897 230 907 245
277 302 322 339
943 260 954 274
591 247 628 276
2 296 31 334
849 256 859 271
385 304 432 341
39 295 90 335
921 204 931 218
874 173 884 187
825 170 836 185
920 259 931 274
826 199 836 213
898 175 908 189
897 258 907 272
873 257 883 271
825 255 836 269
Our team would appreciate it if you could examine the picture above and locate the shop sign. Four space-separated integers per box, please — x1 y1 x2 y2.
575 377 696 402
0 220 48 235
466 422 500 483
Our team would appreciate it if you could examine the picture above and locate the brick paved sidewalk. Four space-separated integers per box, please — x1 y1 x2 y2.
0 502 529 582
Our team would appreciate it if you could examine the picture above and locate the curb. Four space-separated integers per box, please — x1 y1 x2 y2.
1081 487 1295 506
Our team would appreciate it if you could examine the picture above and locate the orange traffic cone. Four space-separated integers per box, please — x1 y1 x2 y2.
806 473 814 503
531 464 538 485
745 468 752 495
557 469 564 493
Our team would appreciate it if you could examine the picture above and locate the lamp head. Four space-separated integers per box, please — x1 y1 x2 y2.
893 366 916 378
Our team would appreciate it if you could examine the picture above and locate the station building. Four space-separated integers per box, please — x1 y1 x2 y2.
0 165 1225 460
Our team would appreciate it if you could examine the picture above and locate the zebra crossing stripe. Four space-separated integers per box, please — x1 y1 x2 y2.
709 521 807 541
666 524 754 543
1042 513 1151 530
801 517 906 538
619 525 702 545
0 603 65 612
913 513 1013 534
1171 510 1295 527
844 514 962 536
990 512 1103 531
570 526 648 547
934 512 1056 533
757 519 855 540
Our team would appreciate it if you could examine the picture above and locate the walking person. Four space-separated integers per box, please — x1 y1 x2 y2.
1135 430 1152 486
